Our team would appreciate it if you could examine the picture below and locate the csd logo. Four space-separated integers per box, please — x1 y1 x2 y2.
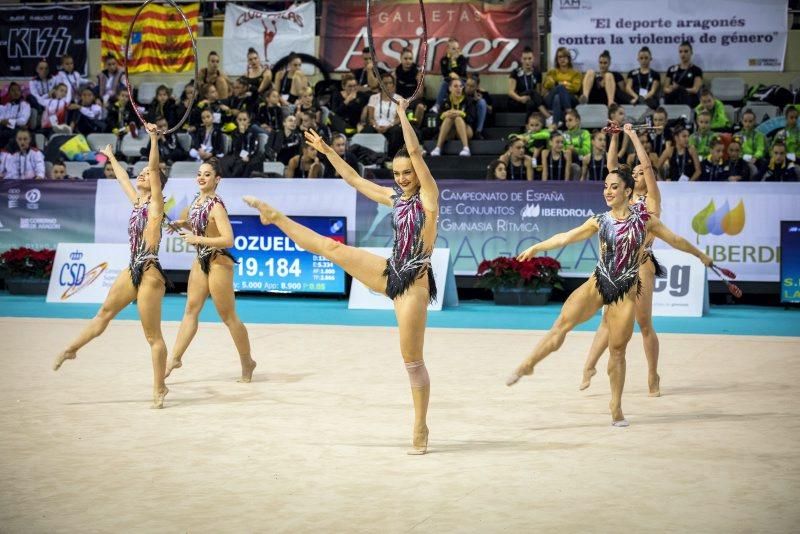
58 250 109 300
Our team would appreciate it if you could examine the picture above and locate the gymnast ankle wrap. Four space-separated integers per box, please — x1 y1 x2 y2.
405 360 430 388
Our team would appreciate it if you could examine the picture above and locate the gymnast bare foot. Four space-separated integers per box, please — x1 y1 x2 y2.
580 367 597 390
53 350 76 371
648 373 661 397
407 424 429 455
610 401 627 427
237 358 257 383
242 196 279 225
506 359 534 386
151 386 169 409
164 357 182 378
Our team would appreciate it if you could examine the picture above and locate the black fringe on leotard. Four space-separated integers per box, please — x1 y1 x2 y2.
648 251 667 278
198 249 237 275
593 266 641 305
383 260 438 304
130 260 173 290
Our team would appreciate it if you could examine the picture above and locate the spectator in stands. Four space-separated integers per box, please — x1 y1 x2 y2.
220 111 263 177
499 136 534 180
193 85 226 131
175 83 198 133
726 137 751 182
626 131 655 169
581 130 607 181
394 47 427 127
737 108 767 177
4 129 45 180
663 41 703 108
256 88 284 133
774 107 799 160
196 51 230 101
50 160 78 180
762 141 798 181
269 113 302 165
0 151 7 179
690 110 715 160
144 85 177 125
274 53 309 104
82 160 118 180
285 143 322 178
319 133 359 178
465 74 492 140
330 74 365 134
486 159 507 180
298 109 331 144
103 161 116 179
29 60 57 112
294 86 320 125
541 131 572 180
430 78 475 157
542 47 581 127
580 50 630 106
140 116 187 165
659 125 700 181
243 47 273 96
624 46 660 109
648 107 672 161
699 138 731 181
68 87 105 135
563 109 591 161
520 111 550 163
695 88 731 132
351 47 387 95
0 83 31 149
507 46 547 118
55 54 91 103
222 77 259 124
38 83 72 134
607 103 631 157
189 109 225 162
362 72 404 157
96 54 127 107
432 38 469 114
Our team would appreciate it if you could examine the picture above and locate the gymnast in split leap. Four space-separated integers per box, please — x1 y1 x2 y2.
506 155 716 426
243 97 437 454
54 123 171 409
165 157 256 382
581 123 664 395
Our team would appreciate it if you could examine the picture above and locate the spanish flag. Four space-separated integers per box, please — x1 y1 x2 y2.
101 3 199 73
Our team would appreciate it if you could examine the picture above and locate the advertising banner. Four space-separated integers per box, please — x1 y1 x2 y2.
94 178 357 270
551 0 787 72
0 6 89 78
0 181 97 253
779 221 800 304
650 249 708 317
46 243 129 304
223 2 315 75
321 0 537 73
356 181 608 278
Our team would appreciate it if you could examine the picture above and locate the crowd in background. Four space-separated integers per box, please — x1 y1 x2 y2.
0 34 797 182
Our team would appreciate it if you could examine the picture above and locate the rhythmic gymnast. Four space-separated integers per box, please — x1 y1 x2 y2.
506 158 717 426
165 157 256 382
54 123 171 409
244 97 436 454
581 123 664 395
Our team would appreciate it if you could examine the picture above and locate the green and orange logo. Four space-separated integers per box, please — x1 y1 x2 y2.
692 199 745 243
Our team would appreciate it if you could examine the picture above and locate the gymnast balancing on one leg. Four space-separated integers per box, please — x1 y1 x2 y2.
581 123 665 395
165 157 256 382
506 165 717 426
54 123 171 409
244 97 437 454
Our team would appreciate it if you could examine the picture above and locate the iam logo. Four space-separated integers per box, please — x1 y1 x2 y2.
692 199 745 243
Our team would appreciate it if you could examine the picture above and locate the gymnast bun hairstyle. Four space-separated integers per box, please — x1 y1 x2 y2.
203 156 224 180
609 164 634 198
394 145 410 160
600 50 611 60
639 46 652 55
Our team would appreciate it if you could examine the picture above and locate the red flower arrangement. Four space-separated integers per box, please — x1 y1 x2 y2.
476 255 564 291
0 247 56 279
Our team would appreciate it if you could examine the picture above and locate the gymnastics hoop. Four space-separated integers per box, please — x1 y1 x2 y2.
124 0 198 134
366 0 428 104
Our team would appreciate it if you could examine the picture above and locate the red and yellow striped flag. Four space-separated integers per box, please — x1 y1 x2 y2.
101 3 199 73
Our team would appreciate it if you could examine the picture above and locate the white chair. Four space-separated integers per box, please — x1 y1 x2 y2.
743 102 780 122
136 82 162 105
350 133 387 154
625 105 650 122
723 105 738 126
262 161 285 177
87 133 118 152
173 81 189 99
169 161 201 178
131 160 149 177
575 104 608 129
710 77 746 103
661 105 693 123
120 133 149 159
64 161 91 178
177 132 192 152
34 133 47 151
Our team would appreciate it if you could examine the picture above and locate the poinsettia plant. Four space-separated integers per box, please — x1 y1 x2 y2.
476 255 564 291
0 247 56 279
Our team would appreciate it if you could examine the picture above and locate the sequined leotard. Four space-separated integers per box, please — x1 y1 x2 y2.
128 199 169 288
593 200 651 304
189 193 237 274
634 194 666 278
383 187 437 302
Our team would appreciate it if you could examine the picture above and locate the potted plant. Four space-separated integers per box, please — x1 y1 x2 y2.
476 256 564 305
0 247 56 295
